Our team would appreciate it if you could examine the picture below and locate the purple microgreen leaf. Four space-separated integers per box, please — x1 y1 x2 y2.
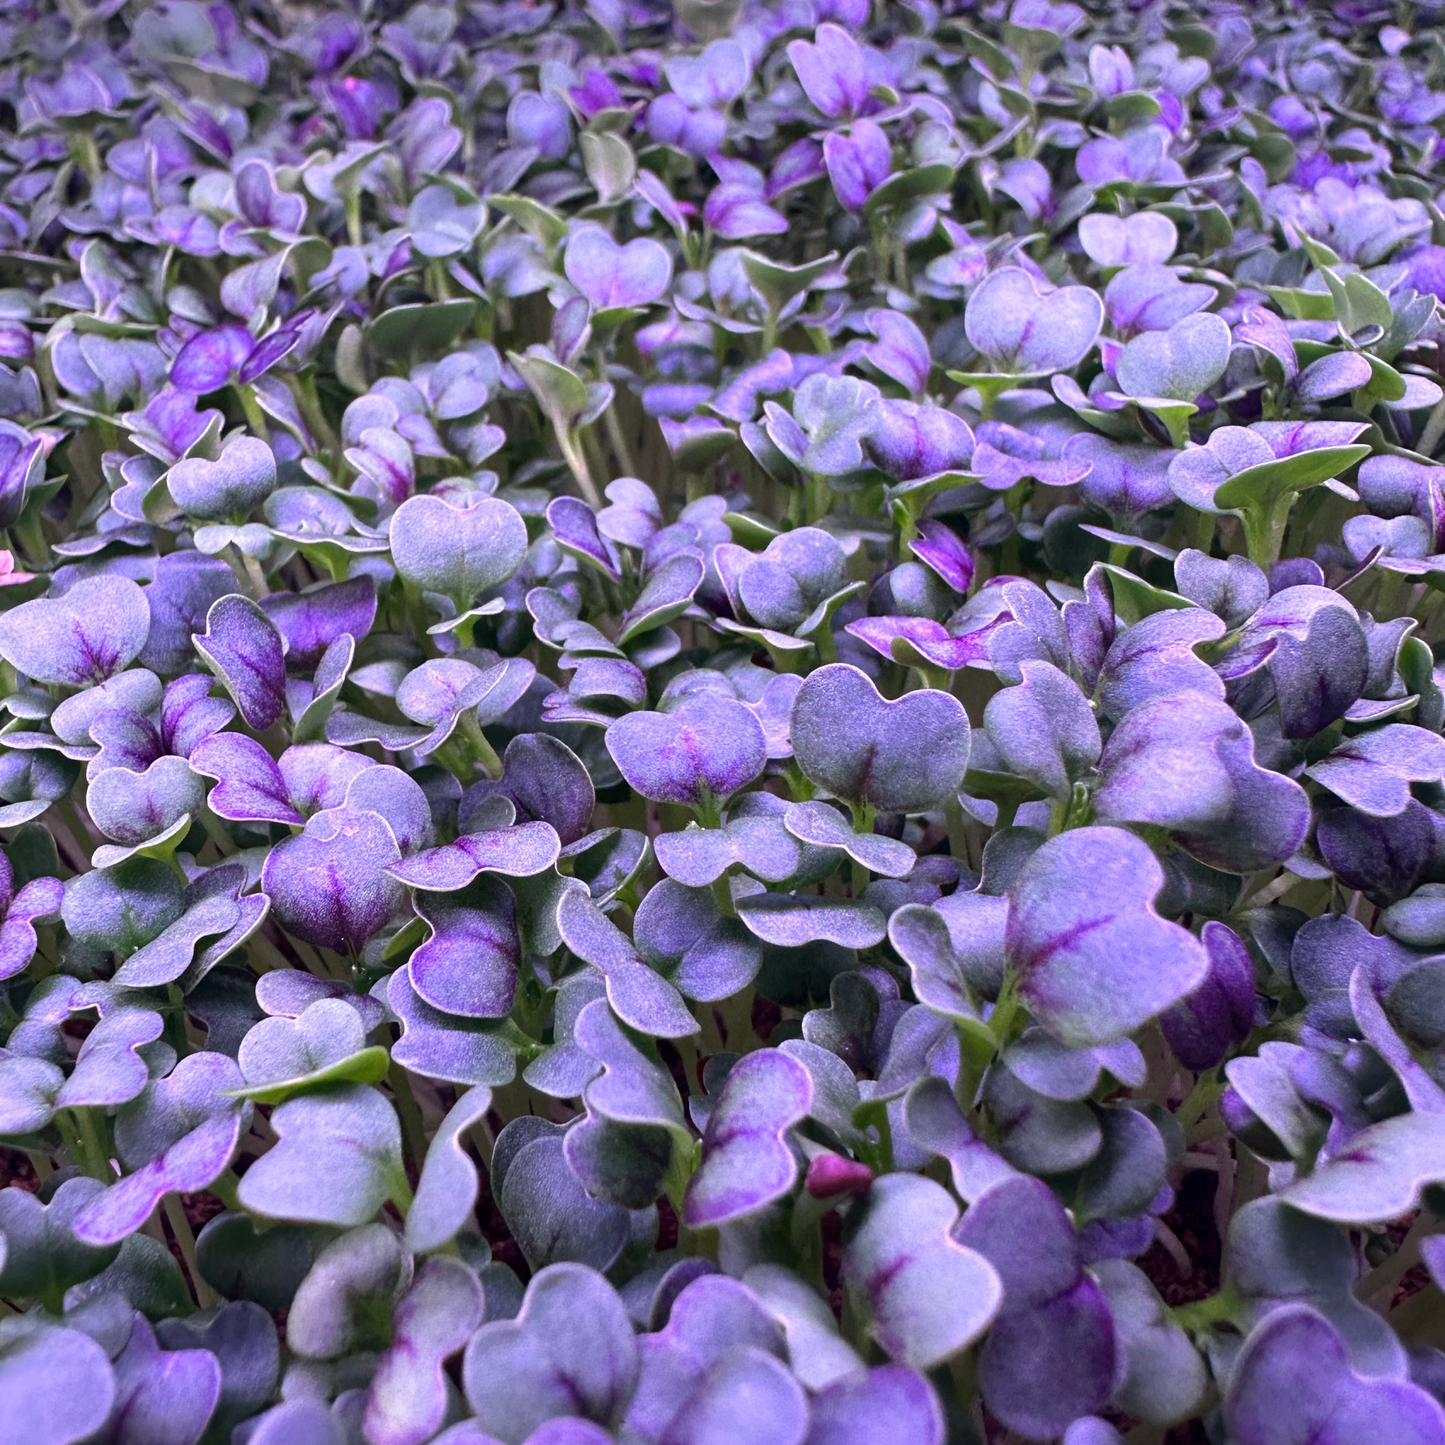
782 802 916 878
682 1050 811 1228
192 594 288 731
964 267 1104 375
633 878 765 1001
791 665 971 815
74 1052 250 1246
606 694 767 810
463 1263 639 1440
387 821 561 892
0 1322 115 1445
386 967 521 1088
1006 826 1210 1047
1094 693 1312 873
237 1084 406 1226
565 226 672 312
389 493 529 606
409 876 520 1018
556 886 700 1039
0 577 151 687
233 997 389 1104
365 1257 485 1445
1225 1306 1445 1445
735 892 887 949
1306 724 1445 817
842 1174 1002 1369
261 805 405 954
405 1086 493 1254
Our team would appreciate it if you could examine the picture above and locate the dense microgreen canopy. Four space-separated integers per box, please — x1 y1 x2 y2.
5 0 1445 1442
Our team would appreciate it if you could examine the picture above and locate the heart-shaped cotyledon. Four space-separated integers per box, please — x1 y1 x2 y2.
964 266 1105 375
1077 209 1178 267
1115 311 1232 402
563 225 674 311
0 576 151 688
388 492 529 605
789 663 972 816
166 434 277 521
606 693 768 809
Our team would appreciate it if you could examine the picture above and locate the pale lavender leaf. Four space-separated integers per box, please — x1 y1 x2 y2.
405 1086 493 1254
842 1174 1002 1369
606 694 766 808
388 822 561 892
682 1050 811 1228
0 577 150 687
964 267 1103 374
238 1084 405 1226
791 664 971 815
1006 826 1210 1047
261 805 404 954
410 877 519 1018
192 594 287 731
365 1258 484 1445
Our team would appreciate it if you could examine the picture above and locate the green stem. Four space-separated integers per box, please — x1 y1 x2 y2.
895 497 920 558
559 426 603 509
458 710 504 780
344 187 362 248
1046 795 1069 838
200 808 236 857
286 935 332 978
1375 566 1404 620
1192 506 1216 555
70 1108 114 1183
869 216 891 287
164 1196 214 1309
1175 1073 1224 1133
602 398 637 479
693 1001 726 1056
945 795 972 873
208 1170 242 1211
242 551 269 597
760 309 779 354
402 580 434 651
389 1172 415 1216
783 761 814 803
247 930 292 975
850 803 876 901
221 545 263 600
1242 500 1291 570
851 855 868 903
56 795 97 851
721 986 755 1052
987 974 1023 1050
68 131 101 181
710 873 736 918
953 1020 997 1114
1171 1285 1242 1334
388 1061 429 1182
232 384 270 443
289 370 340 458
855 1099 894 1174
580 424 610 496
1419 392 1445 457
13 510 49 568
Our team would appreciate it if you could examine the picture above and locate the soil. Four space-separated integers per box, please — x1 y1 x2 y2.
1139 1167 1225 1309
